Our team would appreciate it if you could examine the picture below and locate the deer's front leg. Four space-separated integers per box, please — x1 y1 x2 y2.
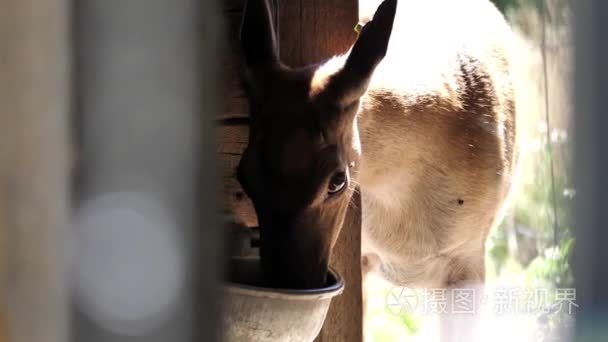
439 257 486 342
361 253 381 342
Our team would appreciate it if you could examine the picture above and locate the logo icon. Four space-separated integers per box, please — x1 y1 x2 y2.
386 286 419 315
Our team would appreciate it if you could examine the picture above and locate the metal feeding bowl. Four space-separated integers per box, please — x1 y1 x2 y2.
222 257 344 342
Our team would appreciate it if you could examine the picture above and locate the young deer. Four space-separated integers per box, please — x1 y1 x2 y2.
237 0 516 298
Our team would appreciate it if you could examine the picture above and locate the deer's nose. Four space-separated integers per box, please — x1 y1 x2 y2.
261 247 328 289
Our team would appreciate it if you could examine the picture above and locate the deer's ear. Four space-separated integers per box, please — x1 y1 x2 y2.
330 0 397 104
241 0 280 70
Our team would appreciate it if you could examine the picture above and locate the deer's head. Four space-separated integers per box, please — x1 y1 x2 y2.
238 0 396 288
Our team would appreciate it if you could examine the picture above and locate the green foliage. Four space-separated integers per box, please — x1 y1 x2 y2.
487 225 509 273
491 0 523 13
490 0 554 14
399 313 420 335
492 0 573 25
525 237 574 288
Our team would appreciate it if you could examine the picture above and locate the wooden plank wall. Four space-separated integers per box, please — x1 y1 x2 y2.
219 0 257 227
219 0 362 341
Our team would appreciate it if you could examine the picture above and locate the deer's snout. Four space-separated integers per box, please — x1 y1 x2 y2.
260 247 329 289
258 222 330 289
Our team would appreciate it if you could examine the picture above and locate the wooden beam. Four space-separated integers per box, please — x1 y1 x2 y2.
278 0 359 67
0 0 70 341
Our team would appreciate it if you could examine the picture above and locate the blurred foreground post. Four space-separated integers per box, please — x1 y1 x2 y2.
573 0 608 341
74 0 224 341
0 0 71 341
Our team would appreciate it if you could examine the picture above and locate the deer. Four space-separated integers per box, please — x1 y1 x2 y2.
237 0 516 336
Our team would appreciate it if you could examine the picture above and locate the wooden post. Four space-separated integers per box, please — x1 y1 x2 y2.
278 1 362 341
219 0 362 340
278 0 359 67
0 0 70 341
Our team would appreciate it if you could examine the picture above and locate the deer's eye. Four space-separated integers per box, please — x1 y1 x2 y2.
328 171 347 195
